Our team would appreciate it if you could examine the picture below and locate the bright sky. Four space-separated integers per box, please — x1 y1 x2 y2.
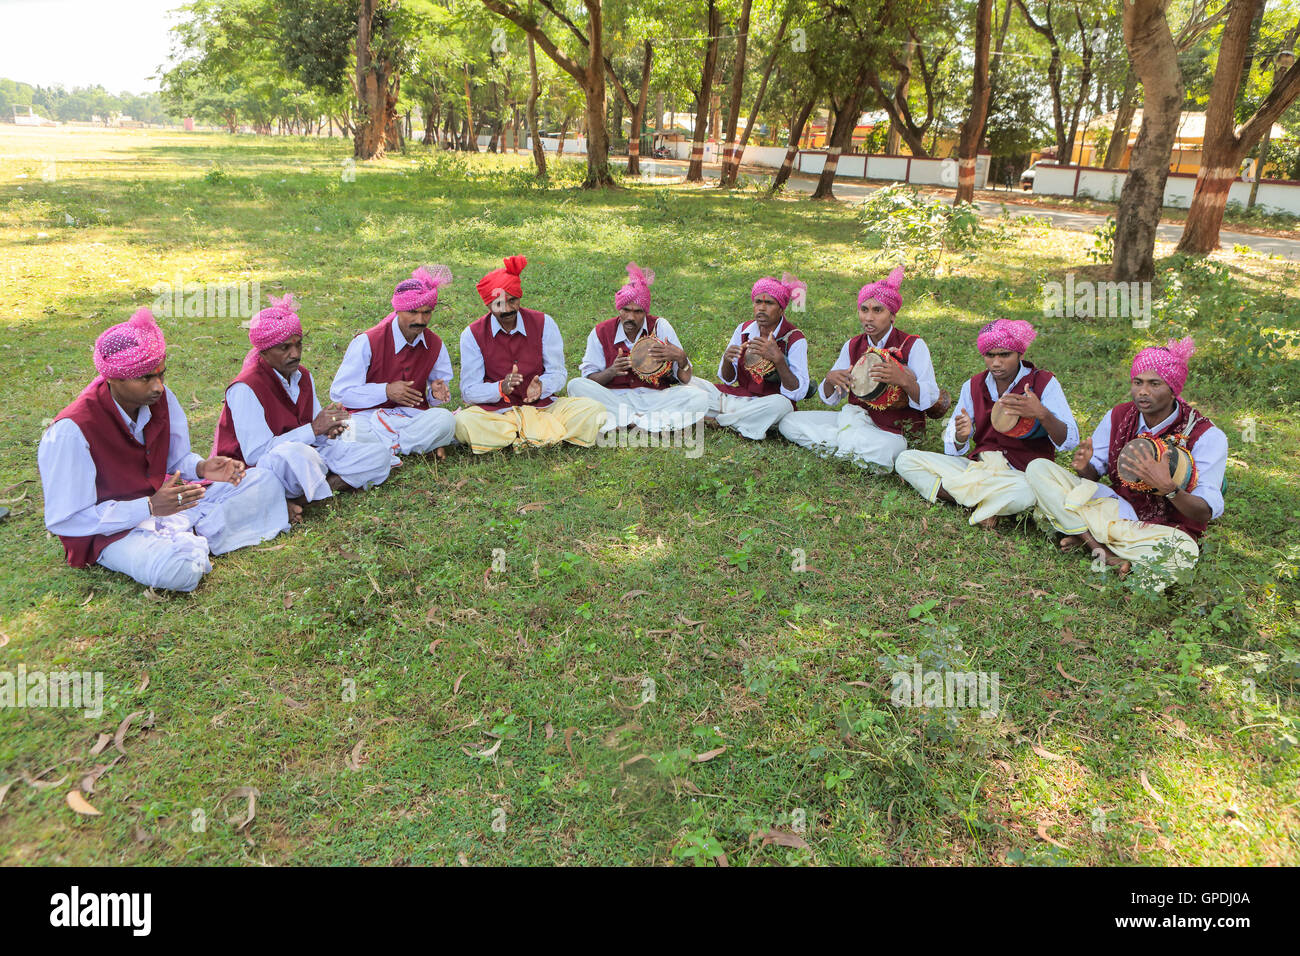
0 0 184 93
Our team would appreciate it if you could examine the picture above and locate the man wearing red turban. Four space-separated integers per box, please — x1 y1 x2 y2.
453 256 605 453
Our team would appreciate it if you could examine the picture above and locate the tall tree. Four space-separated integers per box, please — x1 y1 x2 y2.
687 0 722 182
955 0 994 203
1177 0 1300 253
717 0 753 187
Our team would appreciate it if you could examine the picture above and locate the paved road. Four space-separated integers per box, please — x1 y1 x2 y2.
634 158 1300 262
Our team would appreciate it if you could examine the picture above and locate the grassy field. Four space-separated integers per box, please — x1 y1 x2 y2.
1 127 1297 866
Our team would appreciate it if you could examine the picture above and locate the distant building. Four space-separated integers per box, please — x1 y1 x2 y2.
1071 110 1288 176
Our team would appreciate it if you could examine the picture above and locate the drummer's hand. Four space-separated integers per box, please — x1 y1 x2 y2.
649 342 686 366
1071 438 1094 475
501 363 524 393
1133 451 1176 496
723 344 744 365
428 379 451 404
750 334 782 364
824 368 851 393
999 386 1046 420
524 375 543 403
869 356 912 386
953 409 972 444
607 353 632 375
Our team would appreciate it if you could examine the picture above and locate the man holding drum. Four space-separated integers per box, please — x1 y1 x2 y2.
1025 337 1227 588
779 266 942 470
567 262 710 433
453 255 606 453
895 319 1078 529
688 273 811 439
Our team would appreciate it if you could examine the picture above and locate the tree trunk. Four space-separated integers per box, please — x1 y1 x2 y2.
687 0 721 182
627 40 653 176
885 41 913 154
772 94 817 193
717 0 752 187
955 0 993 204
812 74 869 200
557 114 569 155
1113 0 1184 282
1103 66 1138 168
463 66 479 152
354 0 388 160
1177 0 1300 253
527 36 547 177
731 6 790 177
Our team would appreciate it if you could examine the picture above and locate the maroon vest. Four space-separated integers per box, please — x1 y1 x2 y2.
593 315 670 391
968 364 1057 471
351 316 442 412
467 307 553 411
52 378 171 567
715 318 805 406
1105 400 1216 540
847 326 925 437
212 357 315 463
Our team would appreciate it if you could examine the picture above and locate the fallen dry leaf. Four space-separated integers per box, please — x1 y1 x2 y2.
620 754 652 770
754 829 810 850
79 591 95 607
141 587 162 602
544 723 554 739
66 791 101 816
88 733 112 757
1139 770 1165 805
453 672 466 695
476 739 503 759
136 672 150 694
0 631 8 649
694 746 727 763
79 757 121 795
347 739 366 771
220 786 259 830
1036 821 1068 849
1031 743 1065 762
1056 662 1085 684
564 727 577 761
621 590 650 601
22 767 69 790
428 639 444 655
0 781 11 808
517 502 546 514
113 710 146 755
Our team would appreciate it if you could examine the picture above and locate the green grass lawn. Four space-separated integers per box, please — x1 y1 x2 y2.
1 127 1298 866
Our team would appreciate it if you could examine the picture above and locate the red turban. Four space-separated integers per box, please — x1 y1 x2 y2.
476 255 527 306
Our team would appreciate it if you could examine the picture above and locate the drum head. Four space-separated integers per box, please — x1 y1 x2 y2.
849 351 887 399
1116 436 1163 489
629 336 667 373
990 400 1042 438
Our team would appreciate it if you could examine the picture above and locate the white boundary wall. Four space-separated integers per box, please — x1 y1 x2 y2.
1033 164 1300 216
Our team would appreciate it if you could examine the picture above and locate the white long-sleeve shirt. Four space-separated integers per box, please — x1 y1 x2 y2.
39 387 202 538
943 362 1080 456
1087 402 1228 519
716 320 809 402
226 367 324 465
817 329 938 410
459 312 568 411
579 316 688 379
329 315 454 410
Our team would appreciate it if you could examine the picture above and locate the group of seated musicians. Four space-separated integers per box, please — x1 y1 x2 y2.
38 257 1227 595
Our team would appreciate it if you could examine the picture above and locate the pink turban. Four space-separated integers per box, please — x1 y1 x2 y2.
751 272 806 311
858 265 905 314
1131 336 1196 397
977 319 1037 355
392 265 453 312
615 262 654 312
243 293 303 371
93 308 166 379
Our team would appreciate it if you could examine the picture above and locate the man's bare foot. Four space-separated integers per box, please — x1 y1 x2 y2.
287 500 305 524
1059 535 1083 553
326 473 348 493
977 515 999 531
936 487 956 504
434 446 447 461
1087 542 1131 575
703 416 722 429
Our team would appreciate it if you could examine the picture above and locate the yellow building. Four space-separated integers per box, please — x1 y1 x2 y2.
1071 110 1287 175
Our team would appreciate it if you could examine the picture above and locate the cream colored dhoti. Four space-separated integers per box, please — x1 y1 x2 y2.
1024 457 1200 589
453 397 606 454
894 449 1037 525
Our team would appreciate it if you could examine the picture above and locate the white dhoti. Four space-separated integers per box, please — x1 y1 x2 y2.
778 404 907 470
349 406 456 457
1024 457 1200 589
257 438 393 501
566 377 711 433
895 450 1037 525
95 467 290 593
688 380 792 440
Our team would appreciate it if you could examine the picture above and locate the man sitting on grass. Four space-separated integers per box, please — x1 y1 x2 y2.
453 255 605 453
330 266 458 461
1025 337 1227 589
688 273 810 439
38 308 289 592
895 319 1078 530
567 262 709 434
213 293 392 520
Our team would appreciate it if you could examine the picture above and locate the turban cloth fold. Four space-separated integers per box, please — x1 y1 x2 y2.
93 308 166 380
615 262 654 312
1131 336 1196 397
476 255 527 306
857 265 905 314
750 272 806 311
392 265 453 312
244 293 304 371
977 318 1037 355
